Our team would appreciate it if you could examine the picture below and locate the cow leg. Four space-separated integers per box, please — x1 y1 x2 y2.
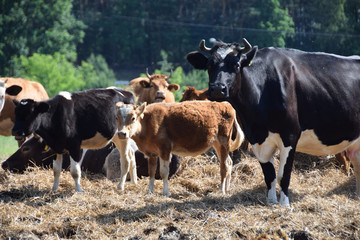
277 145 295 205
69 156 82 193
159 154 171 196
259 159 277 204
213 142 232 194
346 149 360 197
112 138 137 191
252 143 277 204
147 156 158 194
52 154 63 191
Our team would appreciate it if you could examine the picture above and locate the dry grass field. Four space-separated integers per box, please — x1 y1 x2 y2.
0 150 359 240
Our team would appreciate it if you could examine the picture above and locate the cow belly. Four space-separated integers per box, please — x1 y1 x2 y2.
297 129 355 156
0 118 13 136
172 145 213 157
81 132 112 149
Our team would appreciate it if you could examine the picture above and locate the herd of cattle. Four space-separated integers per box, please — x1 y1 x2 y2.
0 38 360 206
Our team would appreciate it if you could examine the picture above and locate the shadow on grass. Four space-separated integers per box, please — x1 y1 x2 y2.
0 185 74 206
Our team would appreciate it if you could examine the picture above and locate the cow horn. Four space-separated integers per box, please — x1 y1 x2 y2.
145 68 151 79
199 39 211 54
165 69 173 81
241 38 252 53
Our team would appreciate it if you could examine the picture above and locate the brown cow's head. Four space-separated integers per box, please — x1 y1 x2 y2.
180 86 209 102
139 69 180 103
1 136 56 173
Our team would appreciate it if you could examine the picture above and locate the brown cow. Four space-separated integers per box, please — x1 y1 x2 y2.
180 86 208 102
0 78 49 145
0 79 22 113
128 69 180 104
116 100 244 196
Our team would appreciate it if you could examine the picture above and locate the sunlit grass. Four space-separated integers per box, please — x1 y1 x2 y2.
0 135 18 159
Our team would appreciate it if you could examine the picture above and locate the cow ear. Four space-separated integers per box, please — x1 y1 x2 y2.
140 80 151 88
6 85 22 96
136 102 147 118
240 46 258 68
36 102 49 113
186 51 208 70
168 84 180 92
13 99 20 106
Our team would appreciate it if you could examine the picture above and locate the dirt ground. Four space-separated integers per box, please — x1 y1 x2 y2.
0 151 359 239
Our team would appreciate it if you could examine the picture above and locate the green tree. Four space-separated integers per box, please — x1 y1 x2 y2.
15 53 85 96
78 54 116 90
0 0 85 75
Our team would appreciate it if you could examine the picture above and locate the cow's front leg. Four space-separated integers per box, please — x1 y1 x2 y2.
277 146 295 205
52 154 63 191
147 156 157 194
159 155 171 196
260 159 277 204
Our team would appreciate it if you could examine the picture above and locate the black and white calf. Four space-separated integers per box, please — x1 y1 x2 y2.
12 88 137 192
187 39 360 205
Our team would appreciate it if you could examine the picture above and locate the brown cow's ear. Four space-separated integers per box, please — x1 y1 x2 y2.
140 80 151 88
137 102 147 118
168 84 180 92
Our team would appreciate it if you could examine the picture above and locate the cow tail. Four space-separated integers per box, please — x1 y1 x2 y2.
230 115 245 152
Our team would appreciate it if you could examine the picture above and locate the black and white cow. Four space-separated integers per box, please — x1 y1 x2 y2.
187 39 360 205
11 88 137 192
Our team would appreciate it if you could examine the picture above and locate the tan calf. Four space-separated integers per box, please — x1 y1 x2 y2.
128 69 180 104
116 100 244 196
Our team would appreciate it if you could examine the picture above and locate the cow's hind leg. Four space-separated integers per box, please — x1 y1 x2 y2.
70 156 83 193
147 156 158 194
213 142 232 194
52 154 63 191
159 154 171 196
346 149 360 197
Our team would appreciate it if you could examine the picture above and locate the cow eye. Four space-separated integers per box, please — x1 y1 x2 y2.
131 117 135 122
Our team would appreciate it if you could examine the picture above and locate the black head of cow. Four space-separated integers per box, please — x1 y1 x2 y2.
1 136 55 173
12 99 49 141
186 38 257 100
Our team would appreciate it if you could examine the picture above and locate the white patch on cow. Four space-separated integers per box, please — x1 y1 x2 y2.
81 132 111 149
252 133 280 163
297 129 355 155
119 105 134 126
59 91 72 100
217 47 235 59
0 118 14 136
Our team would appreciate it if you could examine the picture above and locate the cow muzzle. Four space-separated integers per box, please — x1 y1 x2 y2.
117 131 128 139
208 83 229 100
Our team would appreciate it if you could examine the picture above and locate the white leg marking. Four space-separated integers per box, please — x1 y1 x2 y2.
267 159 278 204
280 191 290 205
70 157 82 193
160 158 170 196
147 178 155 194
225 155 233 193
52 154 63 191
